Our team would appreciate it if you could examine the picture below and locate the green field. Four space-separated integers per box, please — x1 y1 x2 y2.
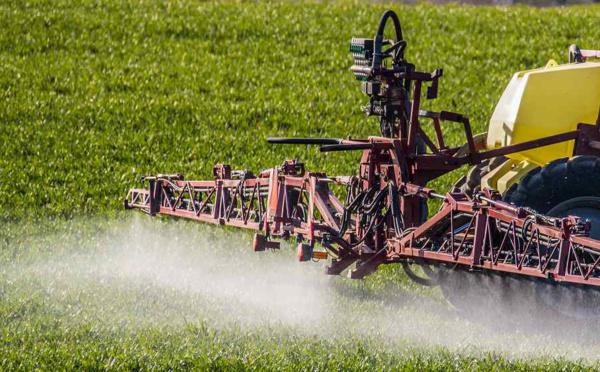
2 0 600 370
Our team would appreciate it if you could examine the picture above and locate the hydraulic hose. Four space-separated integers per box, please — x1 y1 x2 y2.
372 10 404 69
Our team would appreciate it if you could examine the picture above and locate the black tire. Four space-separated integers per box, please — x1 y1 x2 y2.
504 156 600 214
445 156 600 324
504 156 600 321
437 268 537 325
454 156 507 196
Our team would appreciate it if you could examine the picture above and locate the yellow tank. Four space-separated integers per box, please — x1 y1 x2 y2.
486 61 600 166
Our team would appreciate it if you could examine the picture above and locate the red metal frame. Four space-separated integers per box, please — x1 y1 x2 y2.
125 147 600 288
125 10 600 291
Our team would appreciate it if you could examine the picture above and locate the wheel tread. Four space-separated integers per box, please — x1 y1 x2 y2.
505 156 600 213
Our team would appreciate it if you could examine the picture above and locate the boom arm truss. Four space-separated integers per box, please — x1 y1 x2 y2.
125 158 600 287
125 9 600 300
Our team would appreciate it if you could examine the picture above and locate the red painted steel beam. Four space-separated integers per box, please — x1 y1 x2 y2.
126 162 600 289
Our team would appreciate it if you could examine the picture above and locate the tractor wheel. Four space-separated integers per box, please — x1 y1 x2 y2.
431 158 510 310
454 156 506 196
436 267 546 326
505 156 600 320
504 156 600 239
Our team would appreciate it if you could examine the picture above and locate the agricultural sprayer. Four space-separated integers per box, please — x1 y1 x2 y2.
126 10 600 319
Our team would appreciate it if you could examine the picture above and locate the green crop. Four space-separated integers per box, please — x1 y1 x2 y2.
2 0 600 222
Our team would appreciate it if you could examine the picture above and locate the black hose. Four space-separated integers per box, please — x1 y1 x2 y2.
362 187 387 214
337 181 368 238
388 183 404 236
350 209 390 248
267 137 342 145
337 192 366 238
373 10 404 69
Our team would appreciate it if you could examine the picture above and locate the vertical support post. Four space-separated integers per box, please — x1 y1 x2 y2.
273 179 287 233
308 176 316 244
148 179 162 216
470 210 487 266
267 169 279 221
213 180 223 220
407 80 422 151
556 219 572 276
557 240 569 276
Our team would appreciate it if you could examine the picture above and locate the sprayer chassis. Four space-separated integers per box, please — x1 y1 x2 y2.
126 9 600 295
125 121 600 288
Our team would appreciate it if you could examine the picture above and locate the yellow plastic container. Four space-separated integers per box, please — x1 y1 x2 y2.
487 61 600 166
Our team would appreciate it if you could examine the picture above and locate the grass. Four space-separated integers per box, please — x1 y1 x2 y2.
2 0 600 369
2 0 600 221
2 215 598 370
